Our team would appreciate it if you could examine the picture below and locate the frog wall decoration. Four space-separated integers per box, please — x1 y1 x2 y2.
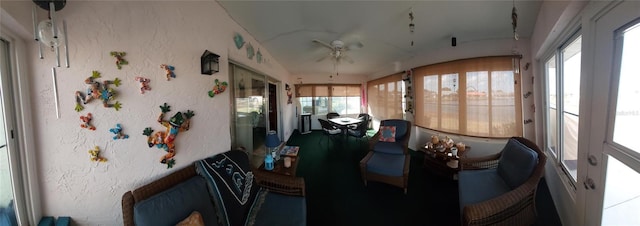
142 103 194 168
75 71 122 112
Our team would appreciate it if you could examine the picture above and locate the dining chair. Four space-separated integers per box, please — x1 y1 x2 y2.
347 120 369 148
318 118 341 149
326 112 340 119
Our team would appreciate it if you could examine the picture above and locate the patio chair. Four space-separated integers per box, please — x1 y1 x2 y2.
347 120 369 148
458 137 546 226
318 118 341 148
360 119 412 194
326 112 340 119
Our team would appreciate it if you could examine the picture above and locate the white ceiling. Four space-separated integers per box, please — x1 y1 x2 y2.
218 0 542 79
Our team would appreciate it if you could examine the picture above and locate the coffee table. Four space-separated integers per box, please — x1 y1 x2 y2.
421 146 469 180
258 156 299 176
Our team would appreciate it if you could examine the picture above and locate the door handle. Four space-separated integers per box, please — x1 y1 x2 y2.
584 178 596 190
588 155 598 166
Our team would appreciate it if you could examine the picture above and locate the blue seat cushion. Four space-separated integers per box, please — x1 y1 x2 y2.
497 138 539 189
133 177 219 226
458 168 511 214
250 192 307 226
365 152 406 177
372 141 404 155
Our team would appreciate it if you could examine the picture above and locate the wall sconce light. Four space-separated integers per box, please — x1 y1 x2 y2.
201 50 220 75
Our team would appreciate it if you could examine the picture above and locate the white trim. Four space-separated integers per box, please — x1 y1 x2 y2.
1 22 41 226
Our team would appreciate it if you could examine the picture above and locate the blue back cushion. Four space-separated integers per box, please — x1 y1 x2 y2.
497 138 539 189
381 120 408 140
133 177 219 226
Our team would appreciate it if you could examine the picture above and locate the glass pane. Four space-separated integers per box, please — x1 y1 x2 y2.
613 24 640 152
314 97 328 115
601 156 640 226
346 97 361 114
561 35 582 181
441 73 459 132
546 56 558 155
299 97 313 114
491 70 516 137
233 67 267 167
466 71 489 136
422 75 439 128
330 96 346 114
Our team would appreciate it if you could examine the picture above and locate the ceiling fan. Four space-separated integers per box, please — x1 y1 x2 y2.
312 39 363 64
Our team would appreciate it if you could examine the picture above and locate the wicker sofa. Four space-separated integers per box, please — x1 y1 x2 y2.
122 150 306 226
458 137 546 226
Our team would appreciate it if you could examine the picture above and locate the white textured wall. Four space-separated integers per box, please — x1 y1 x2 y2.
2 1 294 225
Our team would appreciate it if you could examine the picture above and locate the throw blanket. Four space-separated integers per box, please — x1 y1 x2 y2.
196 150 263 226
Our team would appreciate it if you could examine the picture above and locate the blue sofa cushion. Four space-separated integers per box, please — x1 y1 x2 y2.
372 142 405 155
250 192 307 226
196 150 262 226
366 152 406 177
497 138 539 189
133 177 219 226
458 168 511 213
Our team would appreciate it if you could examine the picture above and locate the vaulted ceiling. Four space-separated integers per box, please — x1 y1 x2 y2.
218 0 542 79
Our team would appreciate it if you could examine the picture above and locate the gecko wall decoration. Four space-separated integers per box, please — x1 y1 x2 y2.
74 71 122 112
142 103 195 168
110 51 128 69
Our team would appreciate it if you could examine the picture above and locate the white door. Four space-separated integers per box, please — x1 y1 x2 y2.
582 1 640 225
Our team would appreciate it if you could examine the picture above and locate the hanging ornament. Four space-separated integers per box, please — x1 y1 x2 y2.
409 7 415 46
512 0 519 40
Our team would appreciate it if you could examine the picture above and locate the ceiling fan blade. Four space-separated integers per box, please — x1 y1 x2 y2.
316 54 330 62
341 55 355 64
345 41 364 51
312 39 333 49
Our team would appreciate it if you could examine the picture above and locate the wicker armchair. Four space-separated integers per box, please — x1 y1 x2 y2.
458 137 546 226
360 119 411 194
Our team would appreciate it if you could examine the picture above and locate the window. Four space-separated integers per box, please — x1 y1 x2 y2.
367 72 404 120
544 33 582 182
295 84 361 115
414 56 522 137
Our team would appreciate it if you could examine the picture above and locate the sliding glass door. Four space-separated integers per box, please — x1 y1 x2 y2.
230 64 280 167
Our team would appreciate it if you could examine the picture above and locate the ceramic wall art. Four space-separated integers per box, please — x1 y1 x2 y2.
74 71 122 111
246 42 254 60
109 124 129 140
208 79 228 98
79 113 96 130
160 64 176 81
110 51 128 70
233 33 245 49
89 146 107 163
135 77 151 94
142 103 195 168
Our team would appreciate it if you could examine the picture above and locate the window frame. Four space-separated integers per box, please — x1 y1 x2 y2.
0 24 41 225
295 84 361 115
413 56 523 138
542 28 583 187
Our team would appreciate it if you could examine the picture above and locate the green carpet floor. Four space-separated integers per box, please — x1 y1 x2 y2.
285 130 562 226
